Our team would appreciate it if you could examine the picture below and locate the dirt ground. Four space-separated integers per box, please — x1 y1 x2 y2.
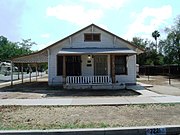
0 104 180 130
137 75 180 96
0 77 139 99
1 75 180 98
137 75 180 86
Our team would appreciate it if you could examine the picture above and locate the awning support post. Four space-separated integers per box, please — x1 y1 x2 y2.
38 65 39 76
21 64 24 83
36 64 38 82
11 61 13 86
29 64 31 82
18 64 20 80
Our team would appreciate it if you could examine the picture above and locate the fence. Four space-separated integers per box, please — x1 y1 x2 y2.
139 65 180 76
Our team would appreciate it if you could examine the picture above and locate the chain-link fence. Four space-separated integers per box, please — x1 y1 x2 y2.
139 65 180 76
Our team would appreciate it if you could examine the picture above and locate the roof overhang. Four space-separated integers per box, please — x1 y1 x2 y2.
58 48 137 55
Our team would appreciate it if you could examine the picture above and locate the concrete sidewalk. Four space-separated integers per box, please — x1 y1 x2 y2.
1 95 180 106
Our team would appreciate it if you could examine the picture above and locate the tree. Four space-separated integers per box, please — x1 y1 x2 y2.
0 36 36 61
17 39 36 55
131 37 147 49
152 30 160 52
0 36 20 61
131 37 164 65
131 37 147 65
159 15 180 64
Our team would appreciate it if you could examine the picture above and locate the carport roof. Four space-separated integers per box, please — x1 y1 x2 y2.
12 50 48 63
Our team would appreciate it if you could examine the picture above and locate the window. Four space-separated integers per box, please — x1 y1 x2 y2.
57 55 63 76
84 33 101 41
115 56 127 75
66 56 81 76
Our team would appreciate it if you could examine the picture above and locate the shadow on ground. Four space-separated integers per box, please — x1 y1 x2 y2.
0 81 140 97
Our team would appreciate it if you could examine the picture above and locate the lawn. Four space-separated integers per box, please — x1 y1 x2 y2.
0 104 180 130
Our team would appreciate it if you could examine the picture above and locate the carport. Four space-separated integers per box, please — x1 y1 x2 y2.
10 49 48 85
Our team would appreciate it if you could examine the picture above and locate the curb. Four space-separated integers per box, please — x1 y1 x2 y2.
0 125 180 135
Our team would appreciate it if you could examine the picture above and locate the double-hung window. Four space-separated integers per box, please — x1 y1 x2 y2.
115 55 127 75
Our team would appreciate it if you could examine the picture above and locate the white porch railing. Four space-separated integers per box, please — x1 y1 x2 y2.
66 76 111 84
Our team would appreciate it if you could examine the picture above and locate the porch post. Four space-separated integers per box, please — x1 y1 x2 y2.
111 55 115 83
63 56 66 83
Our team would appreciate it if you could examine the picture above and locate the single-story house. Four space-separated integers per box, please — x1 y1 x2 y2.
12 24 144 89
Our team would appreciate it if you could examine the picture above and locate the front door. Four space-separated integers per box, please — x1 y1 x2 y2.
94 55 108 75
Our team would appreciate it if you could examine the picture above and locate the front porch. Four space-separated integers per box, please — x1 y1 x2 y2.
54 48 137 88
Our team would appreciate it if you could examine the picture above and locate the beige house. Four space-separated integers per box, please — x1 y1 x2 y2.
12 24 144 89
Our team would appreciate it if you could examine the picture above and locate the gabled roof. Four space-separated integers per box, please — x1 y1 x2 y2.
12 24 144 63
43 23 144 53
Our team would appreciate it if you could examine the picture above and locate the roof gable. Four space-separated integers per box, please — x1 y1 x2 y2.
43 24 144 54
12 24 144 62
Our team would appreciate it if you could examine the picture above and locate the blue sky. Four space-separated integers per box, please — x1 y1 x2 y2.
0 0 179 50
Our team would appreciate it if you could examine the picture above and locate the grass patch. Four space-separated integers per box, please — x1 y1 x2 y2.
0 122 111 130
1 103 180 130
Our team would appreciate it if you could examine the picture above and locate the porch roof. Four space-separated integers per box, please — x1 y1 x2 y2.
58 48 136 55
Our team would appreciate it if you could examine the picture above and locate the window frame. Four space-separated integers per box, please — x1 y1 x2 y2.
84 33 101 42
114 55 127 75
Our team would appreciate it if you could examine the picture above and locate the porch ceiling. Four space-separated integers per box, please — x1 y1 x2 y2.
58 48 137 55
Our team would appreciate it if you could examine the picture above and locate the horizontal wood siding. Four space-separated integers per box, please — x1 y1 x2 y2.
115 55 136 84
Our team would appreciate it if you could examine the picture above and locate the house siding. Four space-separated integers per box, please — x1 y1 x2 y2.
48 40 68 86
67 27 128 49
115 55 136 84
48 25 137 86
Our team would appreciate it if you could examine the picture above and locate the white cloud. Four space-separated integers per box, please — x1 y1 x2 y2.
82 0 127 9
40 33 50 38
46 4 103 26
46 0 127 27
124 5 172 40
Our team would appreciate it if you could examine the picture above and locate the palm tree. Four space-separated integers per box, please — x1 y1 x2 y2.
152 30 160 52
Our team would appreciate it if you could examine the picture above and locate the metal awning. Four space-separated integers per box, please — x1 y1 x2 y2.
58 48 137 55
